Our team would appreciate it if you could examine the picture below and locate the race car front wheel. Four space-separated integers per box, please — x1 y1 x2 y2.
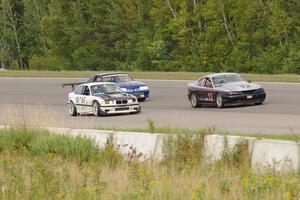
93 101 100 117
69 102 77 116
93 101 106 117
190 93 200 108
216 93 224 108
138 98 146 102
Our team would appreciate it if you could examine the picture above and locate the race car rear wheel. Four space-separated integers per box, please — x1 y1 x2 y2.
216 93 224 108
190 93 200 108
69 102 77 116
93 101 105 117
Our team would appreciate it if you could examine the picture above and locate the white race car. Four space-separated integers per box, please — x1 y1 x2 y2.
68 82 141 116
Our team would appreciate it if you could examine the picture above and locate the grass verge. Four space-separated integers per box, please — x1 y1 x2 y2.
1 127 300 200
1 70 300 82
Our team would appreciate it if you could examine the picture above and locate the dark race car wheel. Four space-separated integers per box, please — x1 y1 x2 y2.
138 98 146 102
255 101 264 105
93 101 105 117
69 102 78 116
190 93 200 108
216 93 224 108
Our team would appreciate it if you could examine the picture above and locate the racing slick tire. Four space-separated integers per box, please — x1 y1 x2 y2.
216 93 224 108
190 93 200 108
69 101 78 116
93 101 106 117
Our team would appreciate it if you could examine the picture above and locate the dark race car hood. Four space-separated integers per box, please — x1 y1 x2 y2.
217 81 262 92
94 93 134 100
117 81 146 88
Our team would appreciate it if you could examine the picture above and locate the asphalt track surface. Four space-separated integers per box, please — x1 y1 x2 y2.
0 77 300 134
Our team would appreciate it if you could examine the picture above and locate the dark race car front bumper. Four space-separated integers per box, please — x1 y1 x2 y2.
221 90 266 106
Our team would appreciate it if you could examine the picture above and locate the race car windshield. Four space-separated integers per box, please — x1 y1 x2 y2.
91 84 122 95
102 75 133 83
212 74 246 87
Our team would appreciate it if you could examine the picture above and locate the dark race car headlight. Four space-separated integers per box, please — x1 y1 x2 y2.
256 88 265 93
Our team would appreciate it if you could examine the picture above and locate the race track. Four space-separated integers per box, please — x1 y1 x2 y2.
1 77 300 134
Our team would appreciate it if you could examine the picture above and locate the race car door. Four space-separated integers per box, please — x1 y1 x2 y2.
73 85 84 112
196 78 214 103
80 86 94 113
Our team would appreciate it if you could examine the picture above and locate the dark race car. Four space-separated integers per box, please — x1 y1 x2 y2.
187 73 266 108
62 72 149 102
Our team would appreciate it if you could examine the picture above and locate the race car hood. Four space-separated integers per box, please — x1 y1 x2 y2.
216 81 262 92
94 93 135 101
117 81 146 88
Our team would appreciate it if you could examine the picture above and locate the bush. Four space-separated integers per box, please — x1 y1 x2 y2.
162 132 207 166
29 55 48 70
29 55 70 71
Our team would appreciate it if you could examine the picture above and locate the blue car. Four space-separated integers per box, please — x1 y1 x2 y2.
87 73 150 101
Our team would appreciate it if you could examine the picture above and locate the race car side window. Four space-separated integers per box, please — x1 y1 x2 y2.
197 78 203 86
95 76 102 82
74 86 84 95
102 76 114 82
82 86 90 96
202 77 213 88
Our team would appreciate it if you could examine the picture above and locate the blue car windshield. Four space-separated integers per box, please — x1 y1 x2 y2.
212 74 245 87
91 84 122 95
102 75 133 83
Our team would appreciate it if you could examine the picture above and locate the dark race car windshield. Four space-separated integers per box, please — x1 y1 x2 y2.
91 84 122 95
102 74 133 83
212 74 246 87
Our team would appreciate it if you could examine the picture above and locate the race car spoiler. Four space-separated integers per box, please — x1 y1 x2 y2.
61 82 85 90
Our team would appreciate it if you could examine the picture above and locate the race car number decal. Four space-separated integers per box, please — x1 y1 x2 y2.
208 93 213 101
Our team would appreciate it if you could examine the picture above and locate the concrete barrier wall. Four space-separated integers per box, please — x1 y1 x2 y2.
114 132 165 161
251 139 300 172
47 127 114 148
204 134 256 162
46 127 164 161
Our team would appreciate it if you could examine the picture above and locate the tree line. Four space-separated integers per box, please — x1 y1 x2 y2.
0 0 300 74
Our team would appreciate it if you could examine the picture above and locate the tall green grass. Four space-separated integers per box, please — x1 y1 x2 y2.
0 127 122 164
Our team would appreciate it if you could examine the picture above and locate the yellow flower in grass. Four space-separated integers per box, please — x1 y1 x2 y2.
263 175 272 184
285 191 293 200
149 179 156 187
47 153 54 159
241 177 248 186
